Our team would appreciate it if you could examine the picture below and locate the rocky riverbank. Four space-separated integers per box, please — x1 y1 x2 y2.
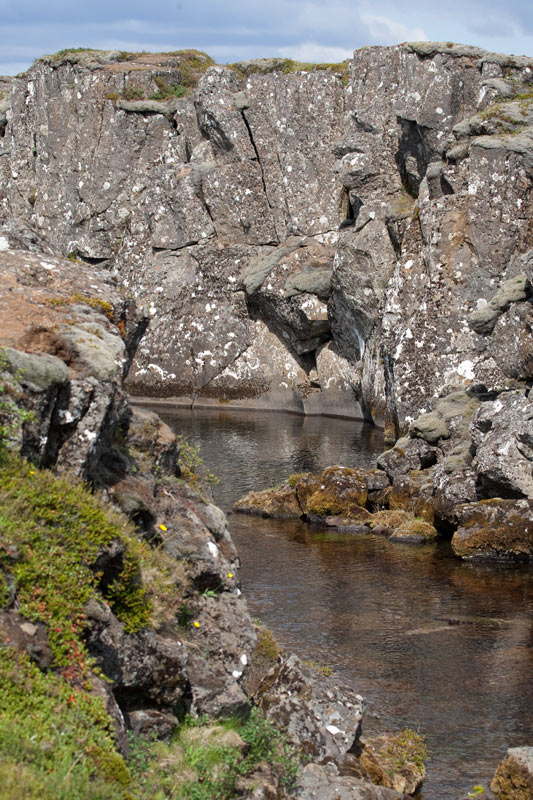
0 235 432 798
0 40 532 798
234 382 533 561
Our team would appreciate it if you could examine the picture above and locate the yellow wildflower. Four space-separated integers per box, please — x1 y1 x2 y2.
159 524 167 532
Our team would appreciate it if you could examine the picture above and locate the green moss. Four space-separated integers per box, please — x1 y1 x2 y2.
0 451 150 676
172 49 215 87
254 622 282 661
48 47 102 62
302 658 334 677
287 472 307 488
45 293 115 322
0 647 132 799
228 58 350 84
150 77 189 101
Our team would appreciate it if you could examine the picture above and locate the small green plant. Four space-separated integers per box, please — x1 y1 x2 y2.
177 436 218 487
150 77 189 101
302 658 334 677
121 86 144 101
0 350 35 449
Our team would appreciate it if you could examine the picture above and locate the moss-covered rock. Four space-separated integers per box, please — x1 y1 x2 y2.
388 470 436 523
233 481 301 518
296 466 369 519
389 518 438 544
452 498 533 560
491 746 533 799
409 412 450 444
359 729 427 795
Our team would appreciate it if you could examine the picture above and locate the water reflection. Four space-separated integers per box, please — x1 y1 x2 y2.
151 405 533 800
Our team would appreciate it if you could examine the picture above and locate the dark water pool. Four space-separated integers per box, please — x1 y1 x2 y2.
150 405 533 800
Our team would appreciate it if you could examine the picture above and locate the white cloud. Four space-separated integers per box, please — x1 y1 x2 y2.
278 42 354 62
360 13 429 44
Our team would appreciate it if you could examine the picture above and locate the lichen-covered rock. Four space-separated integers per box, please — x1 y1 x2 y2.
254 654 363 764
296 762 404 800
377 438 438 480
452 499 533 560
0 245 147 480
5 43 533 426
471 391 533 498
491 746 533 800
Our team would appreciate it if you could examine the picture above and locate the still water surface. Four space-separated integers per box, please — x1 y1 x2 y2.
153 406 533 800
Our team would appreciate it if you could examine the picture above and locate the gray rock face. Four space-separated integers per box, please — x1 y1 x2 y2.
3 43 533 560
6 43 533 425
254 653 363 764
296 763 404 800
472 391 533 498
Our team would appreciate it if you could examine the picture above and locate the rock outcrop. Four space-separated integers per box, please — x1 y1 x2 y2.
491 746 533 800
3 43 533 427
0 235 422 797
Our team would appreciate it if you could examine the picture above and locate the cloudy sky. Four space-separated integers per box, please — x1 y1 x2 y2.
2 0 533 76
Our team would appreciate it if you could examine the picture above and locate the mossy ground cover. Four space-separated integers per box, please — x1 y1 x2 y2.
228 58 350 84
0 446 298 798
129 708 299 799
0 450 150 677
0 647 130 800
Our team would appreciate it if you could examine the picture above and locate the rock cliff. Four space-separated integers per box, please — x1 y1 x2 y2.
0 234 413 798
3 43 532 427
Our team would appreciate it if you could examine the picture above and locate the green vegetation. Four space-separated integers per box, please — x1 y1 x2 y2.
228 58 350 84
169 49 215 88
177 435 218 488
48 47 102 62
44 293 115 322
390 728 427 772
0 647 132 800
302 658 334 677
129 708 299 799
0 451 151 676
150 77 189 101
0 349 35 449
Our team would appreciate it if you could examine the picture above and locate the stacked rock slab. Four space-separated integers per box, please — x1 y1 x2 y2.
2 44 533 427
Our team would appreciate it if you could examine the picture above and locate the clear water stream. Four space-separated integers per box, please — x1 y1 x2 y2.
150 405 533 800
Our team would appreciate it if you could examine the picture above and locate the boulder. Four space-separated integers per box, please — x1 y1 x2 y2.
254 654 363 764
377 438 438 480
233 482 302 519
491 746 533 800
471 391 533 499
296 762 404 800
452 499 533 560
